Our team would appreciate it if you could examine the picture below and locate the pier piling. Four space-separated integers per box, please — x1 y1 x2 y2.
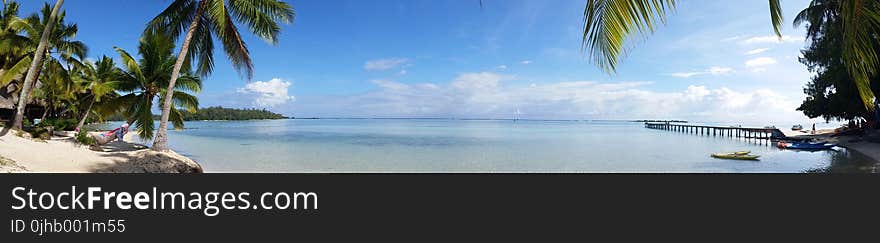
645 122 782 145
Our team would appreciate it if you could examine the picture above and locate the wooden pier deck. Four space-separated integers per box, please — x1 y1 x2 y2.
645 122 785 142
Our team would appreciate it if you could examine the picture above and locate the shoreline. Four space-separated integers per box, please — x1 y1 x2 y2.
0 127 202 173
4 123 880 173
784 129 880 169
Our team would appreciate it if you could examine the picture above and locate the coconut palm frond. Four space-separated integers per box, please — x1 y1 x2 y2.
581 0 676 72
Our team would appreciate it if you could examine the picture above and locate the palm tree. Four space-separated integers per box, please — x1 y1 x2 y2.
73 56 120 131
31 54 77 120
0 0 28 80
11 0 63 129
145 0 295 151
580 0 880 109
101 32 201 140
0 0 33 110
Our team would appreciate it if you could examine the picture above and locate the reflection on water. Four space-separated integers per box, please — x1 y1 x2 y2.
805 149 880 173
89 119 880 173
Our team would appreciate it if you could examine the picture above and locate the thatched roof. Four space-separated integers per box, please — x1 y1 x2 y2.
0 83 44 110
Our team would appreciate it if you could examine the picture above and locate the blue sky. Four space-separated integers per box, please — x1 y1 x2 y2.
18 0 824 124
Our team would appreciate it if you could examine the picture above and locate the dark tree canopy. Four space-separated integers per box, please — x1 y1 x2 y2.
796 1 880 122
178 106 288 121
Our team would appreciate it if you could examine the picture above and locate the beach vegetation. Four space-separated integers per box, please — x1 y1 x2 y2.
144 0 295 151
796 0 880 123
98 32 202 140
10 0 70 129
73 56 121 131
39 117 76 131
74 129 95 145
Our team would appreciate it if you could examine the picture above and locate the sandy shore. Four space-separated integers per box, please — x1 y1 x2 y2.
0 127 202 173
783 128 880 166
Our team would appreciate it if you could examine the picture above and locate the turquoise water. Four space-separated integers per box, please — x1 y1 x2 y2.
109 119 878 173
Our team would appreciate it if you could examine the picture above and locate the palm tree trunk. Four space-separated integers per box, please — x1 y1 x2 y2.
11 0 63 130
40 101 50 121
152 0 203 152
75 99 94 132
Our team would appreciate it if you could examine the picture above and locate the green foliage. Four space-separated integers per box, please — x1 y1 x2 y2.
796 0 880 122
26 126 50 140
75 129 95 145
179 106 287 121
146 0 296 78
39 117 77 131
96 32 202 139
580 0 879 110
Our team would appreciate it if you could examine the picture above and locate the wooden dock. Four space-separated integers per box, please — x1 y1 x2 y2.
645 122 785 142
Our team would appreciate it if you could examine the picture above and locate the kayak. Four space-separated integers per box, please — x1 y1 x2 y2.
777 142 836 150
734 151 750 155
711 152 760 160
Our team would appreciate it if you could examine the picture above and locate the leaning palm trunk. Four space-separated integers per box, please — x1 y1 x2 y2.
75 99 94 132
151 1 203 152
11 0 63 129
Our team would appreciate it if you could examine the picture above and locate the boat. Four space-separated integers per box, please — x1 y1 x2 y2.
711 152 760 160
776 141 836 150
733 151 751 155
792 125 803 131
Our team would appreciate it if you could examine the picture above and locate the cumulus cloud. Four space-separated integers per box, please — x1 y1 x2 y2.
304 72 803 123
741 35 798 44
236 78 296 107
745 48 770 55
364 57 409 71
670 66 733 78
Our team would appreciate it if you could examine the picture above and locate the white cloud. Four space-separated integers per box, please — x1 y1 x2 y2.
745 57 777 68
741 35 798 44
497 65 508 70
306 72 804 123
670 72 703 78
236 78 296 107
520 60 533 65
745 48 770 55
669 66 733 78
364 58 409 71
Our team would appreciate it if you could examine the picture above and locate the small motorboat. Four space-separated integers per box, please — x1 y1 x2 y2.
792 124 803 131
777 141 836 150
711 152 760 160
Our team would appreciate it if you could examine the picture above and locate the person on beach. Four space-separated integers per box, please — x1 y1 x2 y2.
116 123 129 142
102 123 129 143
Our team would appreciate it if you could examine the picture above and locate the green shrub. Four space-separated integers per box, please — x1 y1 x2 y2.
75 130 96 145
40 118 78 131
26 126 51 140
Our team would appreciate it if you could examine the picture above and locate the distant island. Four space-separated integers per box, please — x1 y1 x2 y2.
179 106 289 121
103 106 289 121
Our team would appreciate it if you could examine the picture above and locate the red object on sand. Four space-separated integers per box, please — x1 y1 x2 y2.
104 128 120 137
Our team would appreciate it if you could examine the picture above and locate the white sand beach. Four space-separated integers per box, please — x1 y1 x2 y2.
0 127 202 173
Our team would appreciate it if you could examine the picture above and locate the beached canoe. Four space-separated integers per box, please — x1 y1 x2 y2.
777 142 836 150
711 152 760 160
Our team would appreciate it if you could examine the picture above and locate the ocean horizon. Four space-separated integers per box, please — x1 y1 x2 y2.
94 119 875 173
